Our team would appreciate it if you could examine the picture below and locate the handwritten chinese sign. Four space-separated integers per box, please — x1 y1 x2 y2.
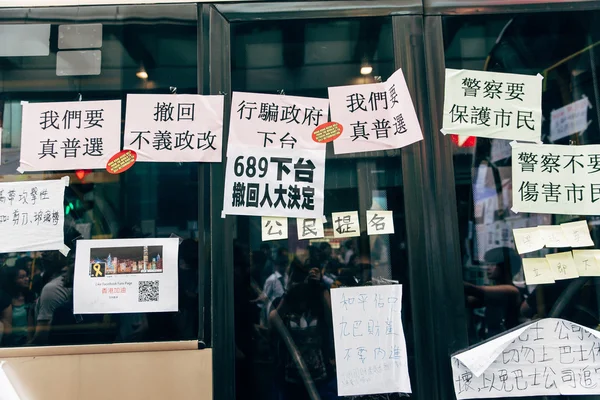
332 211 360 238
328 68 423 155
452 318 600 399
261 216 288 241
228 92 328 154
297 217 324 240
366 210 394 236
550 97 591 142
0 177 68 252
522 258 555 285
512 142 600 215
223 147 325 218
123 94 224 163
442 69 542 142
20 100 121 171
331 285 411 396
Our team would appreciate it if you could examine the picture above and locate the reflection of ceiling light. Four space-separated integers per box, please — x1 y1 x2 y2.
360 65 373 75
136 69 148 79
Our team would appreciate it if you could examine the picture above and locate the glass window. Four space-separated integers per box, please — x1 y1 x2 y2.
230 17 416 400
444 11 600 347
0 5 203 347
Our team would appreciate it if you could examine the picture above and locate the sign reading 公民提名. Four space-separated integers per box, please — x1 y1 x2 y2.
511 142 600 215
223 92 327 219
331 284 411 396
19 100 121 172
452 318 600 399
328 68 423 155
123 94 224 162
0 177 68 253
442 69 542 142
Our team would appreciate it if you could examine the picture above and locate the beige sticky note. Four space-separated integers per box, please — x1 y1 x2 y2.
261 216 288 241
366 210 394 235
572 250 600 276
560 220 594 248
539 225 570 248
522 258 555 285
332 211 360 238
296 218 325 240
546 252 579 280
513 227 544 254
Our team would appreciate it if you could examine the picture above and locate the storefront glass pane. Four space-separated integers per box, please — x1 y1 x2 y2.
230 17 416 400
445 11 600 344
0 5 202 347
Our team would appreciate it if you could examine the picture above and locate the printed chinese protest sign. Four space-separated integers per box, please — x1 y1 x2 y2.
328 69 423 155
442 69 542 142
223 147 325 219
550 97 591 142
73 238 179 314
331 285 411 396
0 177 68 253
123 94 224 162
452 318 600 399
20 100 121 171
228 92 328 155
512 142 600 215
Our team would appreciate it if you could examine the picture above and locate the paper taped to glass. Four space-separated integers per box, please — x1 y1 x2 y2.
0 362 21 400
452 318 600 398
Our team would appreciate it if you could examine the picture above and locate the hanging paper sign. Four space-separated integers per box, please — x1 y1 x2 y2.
261 216 288 241
73 238 179 314
0 177 68 253
332 211 360 238
223 147 325 219
106 149 136 174
512 142 600 215
123 94 224 162
19 100 121 172
331 285 411 396
228 92 328 155
366 210 394 235
297 217 325 240
442 69 542 142
312 121 343 143
328 68 423 155
550 97 591 142
452 318 600 399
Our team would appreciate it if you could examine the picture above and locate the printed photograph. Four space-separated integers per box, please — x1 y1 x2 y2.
89 245 164 277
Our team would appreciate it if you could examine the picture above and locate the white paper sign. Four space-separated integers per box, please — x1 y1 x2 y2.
331 285 411 396
366 210 394 235
223 147 325 219
522 257 555 284
20 100 121 171
228 92 328 155
512 227 544 254
332 211 360 238
261 216 288 241
73 238 179 314
296 217 324 240
452 318 600 399
0 362 20 400
442 69 542 142
512 142 600 215
123 94 224 163
0 177 67 253
560 220 594 248
546 251 579 280
550 97 591 142
328 68 423 155
572 250 600 277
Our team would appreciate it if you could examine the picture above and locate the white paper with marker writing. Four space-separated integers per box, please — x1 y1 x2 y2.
442 69 542 142
550 97 591 142
332 211 361 238
0 362 21 400
331 285 411 396
512 142 600 215
452 318 600 399
328 68 423 155
366 210 395 236
123 94 224 163
73 238 179 314
261 216 288 241
20 100 121 171
296 217 325 240
0 177 68 253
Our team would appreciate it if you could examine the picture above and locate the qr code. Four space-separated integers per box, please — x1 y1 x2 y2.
138 280 160 302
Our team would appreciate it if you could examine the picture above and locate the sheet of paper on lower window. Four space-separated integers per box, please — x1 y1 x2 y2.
0 177 68 253
452 318 600 399
73 238 179 314
331 285 411 396
0 362 21 400
19 100 121 171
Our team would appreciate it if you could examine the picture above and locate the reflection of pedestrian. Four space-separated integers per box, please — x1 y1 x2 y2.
2 265 35 346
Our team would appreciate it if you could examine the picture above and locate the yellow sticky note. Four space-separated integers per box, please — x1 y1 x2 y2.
538 225 570 248
546 251 579 280
522 258 555 285
513 227 544 254
560 220 594 248
572 250 600 277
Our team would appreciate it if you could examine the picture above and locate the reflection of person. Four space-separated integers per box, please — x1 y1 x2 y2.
0 290 11 345
260 251 289 326
175 239 199 339
2 265 35 346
